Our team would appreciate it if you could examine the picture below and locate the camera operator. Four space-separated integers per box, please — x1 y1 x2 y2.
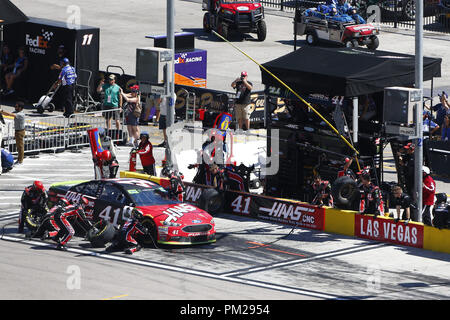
231 71 253 131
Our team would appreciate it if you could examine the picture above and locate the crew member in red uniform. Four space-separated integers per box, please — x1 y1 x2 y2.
107 209 148 254
136 132 155 176
46 197 92 250
311 175 333 207
337 157 357 180
19 181 48 233
422 166 436 226
359 172 384 217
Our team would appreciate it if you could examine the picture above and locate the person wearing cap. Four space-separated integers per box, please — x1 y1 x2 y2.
423 110 440 137
121 84 141 146
49 45 67 111
398 142 415 195
52 57 77 118
433 91 450 128
97 74 122 132
231 71 253 131
422 166 436 226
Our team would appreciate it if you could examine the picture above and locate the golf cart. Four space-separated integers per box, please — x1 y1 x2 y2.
202 0 267 41
294 6 380 50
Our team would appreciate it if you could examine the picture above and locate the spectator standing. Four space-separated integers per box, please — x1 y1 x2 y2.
3 47 28 96
52 58 77 118
97 74 122 133
433 91 450 128
121 84 141 146
231 71 253 131
422 166 436 226
157 96 170 148
1 101 26 165
390 185 412 221
49 45 67 111
423 111 440 136
0 44 14 92
441 114 450 141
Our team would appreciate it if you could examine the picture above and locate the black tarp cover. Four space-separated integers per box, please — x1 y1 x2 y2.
0 0 28 25
261 46 442 97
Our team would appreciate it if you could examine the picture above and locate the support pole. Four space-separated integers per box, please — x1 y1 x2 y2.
414 0 424 222
166 0 175 168
353 97 358 145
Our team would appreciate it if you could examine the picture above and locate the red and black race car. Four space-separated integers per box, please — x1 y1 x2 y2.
48 178 216 245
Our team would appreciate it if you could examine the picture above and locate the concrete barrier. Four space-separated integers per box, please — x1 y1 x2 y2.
120 170 450 255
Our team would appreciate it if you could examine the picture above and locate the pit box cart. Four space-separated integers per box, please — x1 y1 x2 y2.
202 0 267 41
294 7 380 50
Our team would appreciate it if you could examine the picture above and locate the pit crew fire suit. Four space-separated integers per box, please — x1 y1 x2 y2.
19 182 48 233
311 180 333 207
47 199 92 249
359 182 384 216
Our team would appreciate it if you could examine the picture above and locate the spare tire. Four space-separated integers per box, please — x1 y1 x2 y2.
198 188 224 215
331 176 358 209
87 220 116 248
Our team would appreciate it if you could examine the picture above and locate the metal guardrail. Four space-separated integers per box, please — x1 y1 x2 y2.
2 108 126 156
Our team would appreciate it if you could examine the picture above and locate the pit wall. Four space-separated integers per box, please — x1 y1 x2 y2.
120 171 450 255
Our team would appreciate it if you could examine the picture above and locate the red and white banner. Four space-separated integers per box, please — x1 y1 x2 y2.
355 214 424 248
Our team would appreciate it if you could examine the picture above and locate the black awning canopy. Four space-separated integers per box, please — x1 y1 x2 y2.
261 46 442 97
0 0 28 25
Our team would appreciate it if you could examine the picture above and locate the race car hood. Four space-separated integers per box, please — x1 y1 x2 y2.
221 2 262 12
137 203 214 226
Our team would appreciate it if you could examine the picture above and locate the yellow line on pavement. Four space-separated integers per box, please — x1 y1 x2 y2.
102 294 129 300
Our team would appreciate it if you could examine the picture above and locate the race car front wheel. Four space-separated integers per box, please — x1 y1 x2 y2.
140 218 158 248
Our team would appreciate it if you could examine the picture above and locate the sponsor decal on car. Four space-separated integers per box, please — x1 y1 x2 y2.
163 203 197 223
185 185 203 203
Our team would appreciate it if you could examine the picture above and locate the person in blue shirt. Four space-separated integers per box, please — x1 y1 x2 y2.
1 148 14 173
336 0 366 24
442 114 450 141
52 58 77 118
3 47 28 96
433 91 450 127
423 111 440 136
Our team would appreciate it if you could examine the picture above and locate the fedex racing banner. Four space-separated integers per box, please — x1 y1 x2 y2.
354 214 424 248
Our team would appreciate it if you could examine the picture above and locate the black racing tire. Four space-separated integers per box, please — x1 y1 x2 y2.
331 176 359 209
305 31 317 45
198 188 224 215
140 218 158 248
203 13 211 33
24 210 42 232
366 36 379 50
257 20 267 41
87 220 116 248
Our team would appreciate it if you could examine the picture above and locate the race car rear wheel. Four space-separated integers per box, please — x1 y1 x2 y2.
305 31 317 45
257 20 267 41
366 36 379 50
140 218 158 248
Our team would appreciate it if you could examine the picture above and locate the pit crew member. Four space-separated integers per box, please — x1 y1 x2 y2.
311 175 333 207
359 172 384 217
19 181 48 233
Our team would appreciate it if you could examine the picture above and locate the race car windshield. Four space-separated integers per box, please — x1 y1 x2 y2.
124 185 178 206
